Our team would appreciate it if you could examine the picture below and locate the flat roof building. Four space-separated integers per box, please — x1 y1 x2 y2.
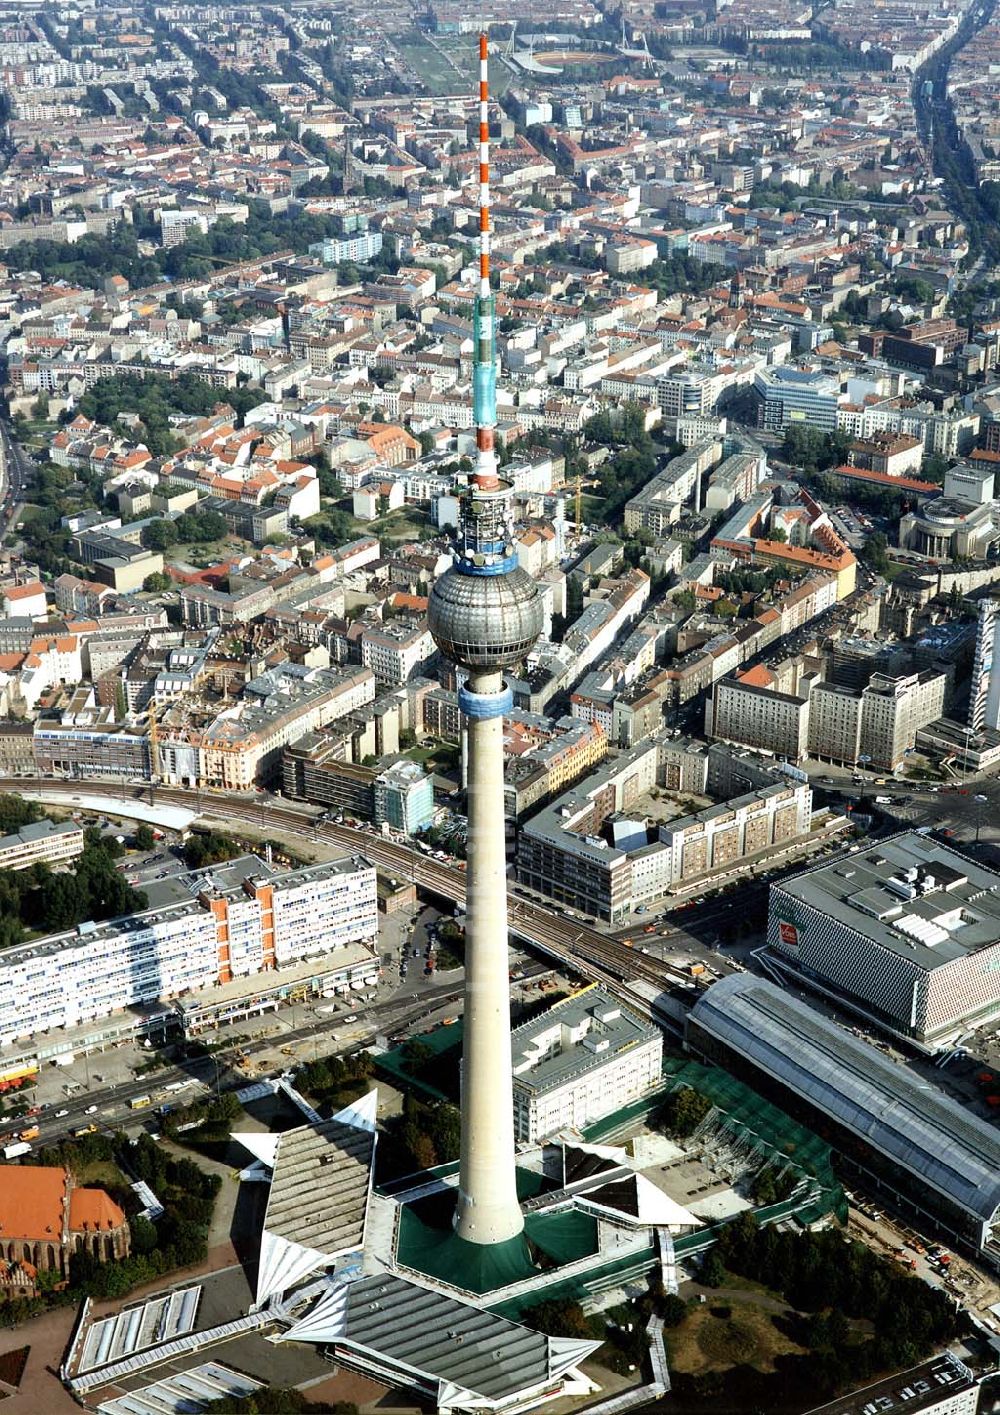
804 1354 978 1415
516 732 811 921
510 986 662 1143
687 974 1000 1269
767 832 1000 1046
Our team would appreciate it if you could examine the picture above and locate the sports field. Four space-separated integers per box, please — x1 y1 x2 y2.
395 31 515 95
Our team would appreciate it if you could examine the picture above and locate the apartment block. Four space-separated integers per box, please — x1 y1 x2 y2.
808 671 947 770
706 670 810 762
0 854 378 1047
359 621 436 685
516 733 811 921
969 598 1000 733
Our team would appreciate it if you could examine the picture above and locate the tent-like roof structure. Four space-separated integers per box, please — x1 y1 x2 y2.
281 1271 600 1411
233 1089 378 1305
689 975 1000 1233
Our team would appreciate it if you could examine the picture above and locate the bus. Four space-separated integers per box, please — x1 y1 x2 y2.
130 1095 152 1111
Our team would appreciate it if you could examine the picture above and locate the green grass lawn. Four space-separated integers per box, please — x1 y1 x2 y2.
666 1302 805 1377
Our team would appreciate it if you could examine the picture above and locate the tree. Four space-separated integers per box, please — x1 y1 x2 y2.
142 520 178 552
656 1086 712 1138
922 452 949 483
0 794 41 835
700 1250 726 1288
770 525 787 543
134 823 155 851
860 531 891 576
183 832 239 870
143 572 170 592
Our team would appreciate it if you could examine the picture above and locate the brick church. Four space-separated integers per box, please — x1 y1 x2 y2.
0 1166 130 1279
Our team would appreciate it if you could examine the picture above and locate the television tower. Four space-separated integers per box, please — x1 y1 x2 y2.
427 34 544 1248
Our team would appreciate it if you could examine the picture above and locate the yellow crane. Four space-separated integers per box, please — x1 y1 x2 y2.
148 697 161 781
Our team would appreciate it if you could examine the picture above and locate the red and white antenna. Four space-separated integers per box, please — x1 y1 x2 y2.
472 31 499 492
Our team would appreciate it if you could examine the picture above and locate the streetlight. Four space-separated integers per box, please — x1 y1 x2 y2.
857 754 872 806
975 794 989 844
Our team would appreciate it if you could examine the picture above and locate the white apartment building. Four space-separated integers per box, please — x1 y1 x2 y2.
0 820 84 872
0 855 378 1046
510 986 663 1143
359 621 436 685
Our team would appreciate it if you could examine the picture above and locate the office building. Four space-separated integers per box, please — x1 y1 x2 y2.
768 833 1000 1046
374 760 434 836
753 365 841 432
0 819 84 872
511 986 662 1143
0 854 378 1047
688 974 1000 1267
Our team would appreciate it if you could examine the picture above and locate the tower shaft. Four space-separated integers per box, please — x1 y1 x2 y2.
454 669 523 1243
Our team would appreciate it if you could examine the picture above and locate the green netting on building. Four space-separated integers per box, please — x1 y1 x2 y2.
663 1057 841 1197
395 1171 599 1294
524 1207 599 1265
492 1243 658 1322
516 1168 549 1202
396 1209 536 1293
583 1057 845 1226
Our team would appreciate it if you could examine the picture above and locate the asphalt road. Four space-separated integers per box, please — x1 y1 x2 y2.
0 982 464 1152
812 772 997 846
0 418 34 530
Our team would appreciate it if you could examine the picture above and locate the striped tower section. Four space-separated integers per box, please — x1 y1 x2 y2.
473 31 499 493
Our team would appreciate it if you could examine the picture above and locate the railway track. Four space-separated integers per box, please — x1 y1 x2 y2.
1 777 694 1011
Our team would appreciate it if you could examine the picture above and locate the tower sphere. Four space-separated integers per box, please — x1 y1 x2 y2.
428 563 543 671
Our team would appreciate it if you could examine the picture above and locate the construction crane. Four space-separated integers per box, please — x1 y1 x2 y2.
148 697 161 783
